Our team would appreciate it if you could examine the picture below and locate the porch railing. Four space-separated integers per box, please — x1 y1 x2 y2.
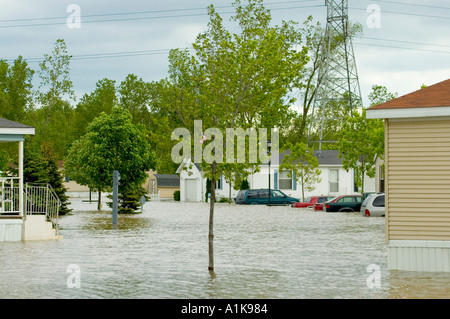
0 177 60 235
25 183 61 234
0 177 20 214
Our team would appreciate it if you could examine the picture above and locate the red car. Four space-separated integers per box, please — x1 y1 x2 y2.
313 195 339 211
292 196 336 209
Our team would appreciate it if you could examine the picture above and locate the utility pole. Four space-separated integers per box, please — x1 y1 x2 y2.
307 0 363 151
112 170 120 225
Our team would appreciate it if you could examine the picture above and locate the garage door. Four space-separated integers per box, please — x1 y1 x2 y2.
185 179 198 201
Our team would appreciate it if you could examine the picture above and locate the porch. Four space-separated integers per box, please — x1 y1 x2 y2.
0 177 60 241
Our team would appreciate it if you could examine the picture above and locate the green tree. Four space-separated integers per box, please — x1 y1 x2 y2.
21 143 71 215
0 57 35 160
118 74 152 126
71 78 117 140
368 84 398 107
32 39 75 159
166 0 309 271
0 56 34 122
337 108 384 195
280 142 321 202
64 107 156 211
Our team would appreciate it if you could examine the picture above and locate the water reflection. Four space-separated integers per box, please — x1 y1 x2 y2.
0 199 448 299
387 271 450 299
77 211 154 232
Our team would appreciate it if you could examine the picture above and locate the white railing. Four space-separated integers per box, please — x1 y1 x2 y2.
0 177 60 235
0 177 20 214
149 191 160 201
25 183 61 234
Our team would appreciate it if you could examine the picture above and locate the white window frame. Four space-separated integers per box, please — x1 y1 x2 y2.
279 169 293 190
329 168 339 193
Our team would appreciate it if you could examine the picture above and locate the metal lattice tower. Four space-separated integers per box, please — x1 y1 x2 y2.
307 0 363 151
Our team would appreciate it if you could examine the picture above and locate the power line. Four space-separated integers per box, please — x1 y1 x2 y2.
0 1 323 28
375 0 450 11
350 6 450 20
356 36 450 49
354 42 450 54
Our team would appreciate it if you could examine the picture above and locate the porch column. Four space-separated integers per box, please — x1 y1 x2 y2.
19 140 24 217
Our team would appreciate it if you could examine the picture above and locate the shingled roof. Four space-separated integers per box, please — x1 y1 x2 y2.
0 117 33 129
369 79 450 110
154 174 180 187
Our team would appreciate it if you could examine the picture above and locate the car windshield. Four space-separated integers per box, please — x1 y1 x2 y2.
327 196 340 203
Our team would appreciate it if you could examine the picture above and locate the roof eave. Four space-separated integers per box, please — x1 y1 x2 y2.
366 106 450 119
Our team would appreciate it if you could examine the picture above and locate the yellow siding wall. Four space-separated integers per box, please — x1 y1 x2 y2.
386 118 450 241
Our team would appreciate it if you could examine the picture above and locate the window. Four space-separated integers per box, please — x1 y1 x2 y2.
318 197 331 203
272 190 286 198
337 196 355 203
216 177 222 190
373 195 385 207
247 190 258 199
279 170 292 189
259 190 269 198
329 169 339 193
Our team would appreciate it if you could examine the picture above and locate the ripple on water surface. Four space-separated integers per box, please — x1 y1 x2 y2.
0 199 449 298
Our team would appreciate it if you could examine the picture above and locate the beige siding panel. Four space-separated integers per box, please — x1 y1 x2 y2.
387 119 450 241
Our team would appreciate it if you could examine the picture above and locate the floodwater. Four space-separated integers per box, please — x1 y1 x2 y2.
0 199 449 299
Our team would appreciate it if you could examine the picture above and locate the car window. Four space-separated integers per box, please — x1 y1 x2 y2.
247 190 258 199
373 195 385 207
236 191 245 200
338 197 354 203
259 190 269 199
272 190 285 198
318 197 328 203
306 197 312 203
362 196 371 206
355 196 362 203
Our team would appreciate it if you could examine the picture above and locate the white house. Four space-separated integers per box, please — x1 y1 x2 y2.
177 150 379 202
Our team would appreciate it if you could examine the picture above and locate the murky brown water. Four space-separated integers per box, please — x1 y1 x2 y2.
0 199 449 298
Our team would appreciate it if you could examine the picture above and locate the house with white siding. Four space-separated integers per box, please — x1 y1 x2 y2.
367 78 450 272
177 150 380 202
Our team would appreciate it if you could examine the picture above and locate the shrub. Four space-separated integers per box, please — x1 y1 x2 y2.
173 190 180 201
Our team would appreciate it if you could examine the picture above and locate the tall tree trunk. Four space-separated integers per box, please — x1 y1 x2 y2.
208 161 217 272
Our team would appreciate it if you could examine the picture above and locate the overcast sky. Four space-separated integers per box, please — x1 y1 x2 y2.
1 0 449 108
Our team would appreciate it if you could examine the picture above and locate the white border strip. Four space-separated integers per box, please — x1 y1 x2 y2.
389 240 450 248
366 106 450 119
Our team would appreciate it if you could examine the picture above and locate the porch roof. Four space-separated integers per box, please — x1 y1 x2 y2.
0 117 35 141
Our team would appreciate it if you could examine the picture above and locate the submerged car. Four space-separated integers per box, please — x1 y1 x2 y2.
235 189 299 205
360 193 385 217
323 194 363 213
292 196 335 208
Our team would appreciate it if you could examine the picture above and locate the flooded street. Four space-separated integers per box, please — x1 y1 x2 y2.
0 199 449 299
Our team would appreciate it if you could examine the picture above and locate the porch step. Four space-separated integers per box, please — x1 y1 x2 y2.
24 215 58 241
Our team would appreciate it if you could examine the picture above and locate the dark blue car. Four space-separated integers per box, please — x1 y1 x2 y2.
235 189 299 205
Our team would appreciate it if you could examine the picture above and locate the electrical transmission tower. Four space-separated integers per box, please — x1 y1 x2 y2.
307 0 363 151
